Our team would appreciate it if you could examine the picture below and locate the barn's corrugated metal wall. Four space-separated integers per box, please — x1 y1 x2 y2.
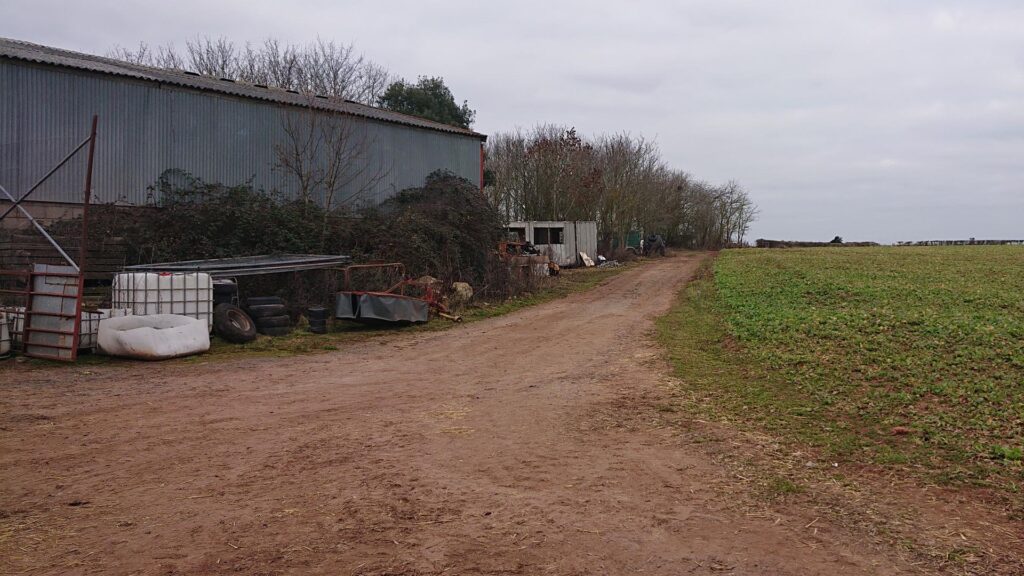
0 60 483 207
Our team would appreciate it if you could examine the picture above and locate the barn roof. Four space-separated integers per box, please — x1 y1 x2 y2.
0 37 486 140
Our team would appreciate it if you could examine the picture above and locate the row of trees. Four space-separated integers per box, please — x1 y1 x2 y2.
485 126 756 250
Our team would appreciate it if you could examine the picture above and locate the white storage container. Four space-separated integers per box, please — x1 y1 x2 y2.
79 309 133 349
112 272 213 329
1 307 131 350
1 307 24 347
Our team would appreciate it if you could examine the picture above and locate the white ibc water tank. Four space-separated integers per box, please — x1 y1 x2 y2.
112 272 213 329
79 309 132 350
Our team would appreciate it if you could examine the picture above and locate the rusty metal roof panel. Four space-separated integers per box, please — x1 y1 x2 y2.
0 37 486 140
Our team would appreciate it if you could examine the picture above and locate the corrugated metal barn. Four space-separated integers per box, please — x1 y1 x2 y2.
0 38 486 210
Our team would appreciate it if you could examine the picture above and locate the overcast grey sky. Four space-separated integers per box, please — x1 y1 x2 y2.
4 0 1022 242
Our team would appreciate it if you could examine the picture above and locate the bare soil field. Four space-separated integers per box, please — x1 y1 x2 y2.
2 254 932 575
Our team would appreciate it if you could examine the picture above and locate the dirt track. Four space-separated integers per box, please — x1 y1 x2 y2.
1 254 917 575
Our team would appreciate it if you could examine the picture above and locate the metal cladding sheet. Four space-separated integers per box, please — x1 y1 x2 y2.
357 294 428 324
335 292 358 320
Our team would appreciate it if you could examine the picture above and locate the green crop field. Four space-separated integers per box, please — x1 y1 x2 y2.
657 246 1024 494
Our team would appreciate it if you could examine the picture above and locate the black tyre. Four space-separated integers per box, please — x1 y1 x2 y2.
213 281 238 306
247 303 286 318
213 303 257 344
307 307 329 320
308 319 328 334
255 314 291 329
260 325 293 337
246 296 284 307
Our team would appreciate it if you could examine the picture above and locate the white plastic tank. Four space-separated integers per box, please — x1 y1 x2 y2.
0 307 132 350
79 309 132 349
112 272 213 329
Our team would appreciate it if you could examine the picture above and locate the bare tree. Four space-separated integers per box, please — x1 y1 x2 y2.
594 132 663 250
486 125 758 250
109 41 183 69
274 97 390 241
485 125 603 223
185 37 238 77
356 62 395 106
107 36 396 105
108 42 151 65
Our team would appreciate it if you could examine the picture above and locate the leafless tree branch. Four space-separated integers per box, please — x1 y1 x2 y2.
107 36 397 105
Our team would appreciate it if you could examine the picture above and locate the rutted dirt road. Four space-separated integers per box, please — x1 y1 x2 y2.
2 254 916 575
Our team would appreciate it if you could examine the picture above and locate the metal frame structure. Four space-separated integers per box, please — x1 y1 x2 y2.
112 272 214 328
117 255 355 329
0 116 97 361
124 254 352 278
338 262 460 322
22 264 82 360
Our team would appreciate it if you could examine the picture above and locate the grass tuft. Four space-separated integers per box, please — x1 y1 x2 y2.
765 476 806 498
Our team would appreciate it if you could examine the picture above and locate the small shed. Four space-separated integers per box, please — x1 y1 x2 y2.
506 221 598 267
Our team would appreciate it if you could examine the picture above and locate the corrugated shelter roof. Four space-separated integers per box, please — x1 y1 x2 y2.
0 37 486 140
123 254 352 277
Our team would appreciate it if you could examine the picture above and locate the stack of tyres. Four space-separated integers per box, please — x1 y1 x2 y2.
212 280 239 307
246 297 292 337
307 307 329 334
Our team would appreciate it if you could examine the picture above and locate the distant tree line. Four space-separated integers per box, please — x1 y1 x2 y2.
485 125 756 250
755 239 880 248
896 239 1024 246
